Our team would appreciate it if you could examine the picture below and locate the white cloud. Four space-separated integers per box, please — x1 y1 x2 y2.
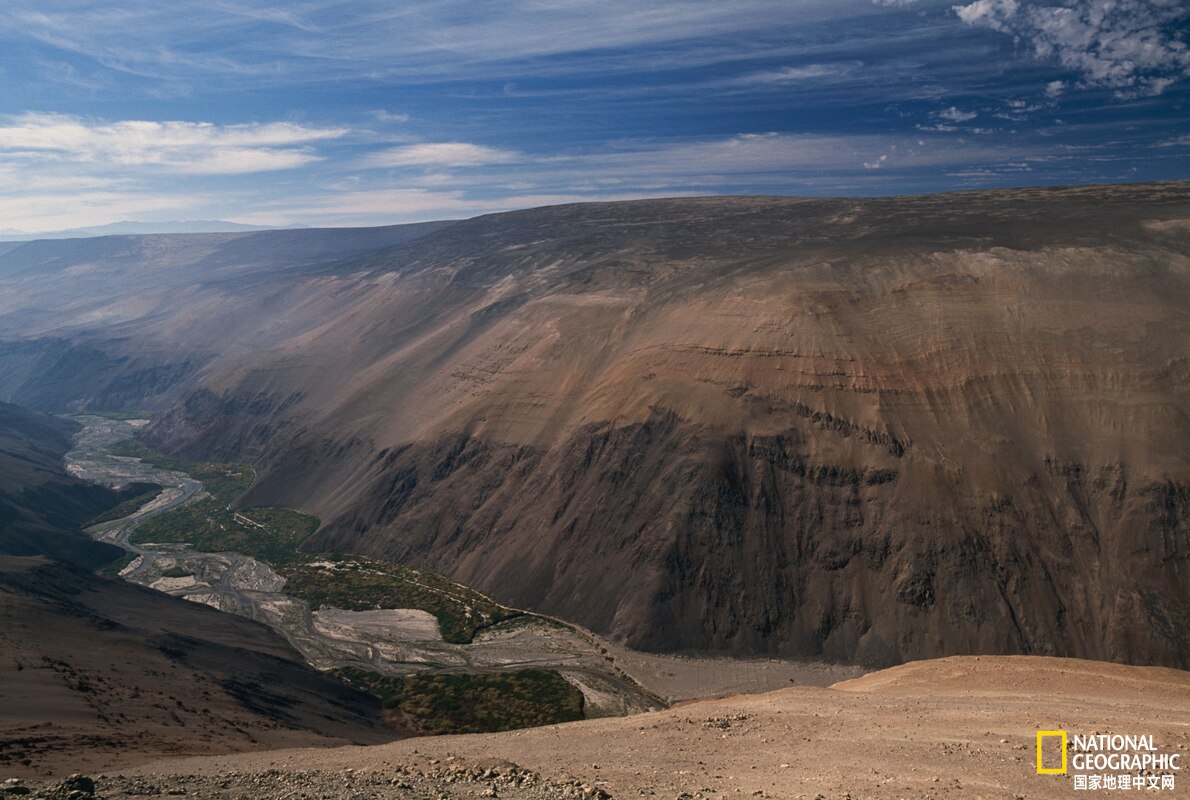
953 0 1019 30
372 110 410 123
0 113 346 174
0 1 865 85
429 132 1026 185
365 142 522 168
953 0 1190 97
732 64 848 84
1045 79 1066 97
937 106 978 122
0 189 207 232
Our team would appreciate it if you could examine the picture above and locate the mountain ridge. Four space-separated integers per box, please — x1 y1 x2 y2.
1 182 1186 668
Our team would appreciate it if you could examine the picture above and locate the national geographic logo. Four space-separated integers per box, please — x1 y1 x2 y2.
1036 730 1181 792
1037 730 1068 774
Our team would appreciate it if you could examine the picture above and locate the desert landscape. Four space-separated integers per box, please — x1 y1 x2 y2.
2 2 1188 797
5 656 1188 799
2 183 1186 798
2 185 1187 669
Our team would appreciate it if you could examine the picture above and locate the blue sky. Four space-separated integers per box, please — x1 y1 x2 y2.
0 0 1187 231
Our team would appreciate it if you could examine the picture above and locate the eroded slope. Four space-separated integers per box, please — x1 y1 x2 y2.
3 184 1186 667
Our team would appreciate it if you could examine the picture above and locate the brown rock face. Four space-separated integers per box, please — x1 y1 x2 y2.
3 184 1187 667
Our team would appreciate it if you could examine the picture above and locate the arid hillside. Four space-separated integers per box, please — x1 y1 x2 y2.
1 183 1187 668
0 402 142 568
32 655 1190 799
0 555 392 778
0 403 393 777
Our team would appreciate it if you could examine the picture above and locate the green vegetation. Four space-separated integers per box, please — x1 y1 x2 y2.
112 437 519 642
103 435 565 735
100 550 138 579
335 667 584 735
280 555 521 644
120 441 315 563
161 565 193 578
131 489 317 565
106 438 196 474
88 483 162 526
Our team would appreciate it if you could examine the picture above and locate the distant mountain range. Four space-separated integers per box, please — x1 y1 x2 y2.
0 184 1186 670
0 219 308 241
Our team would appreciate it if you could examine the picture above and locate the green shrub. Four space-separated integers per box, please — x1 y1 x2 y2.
334 668 584 734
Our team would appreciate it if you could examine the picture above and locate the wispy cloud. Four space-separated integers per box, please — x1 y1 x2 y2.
937 106 978 122
354 132 1033 197
728 63 856 85
0 1 869 85
953 0 1190 97
0 189 208 232
235 188 684 227
0 113 346 174
0 1 1183 232
365 143 522 169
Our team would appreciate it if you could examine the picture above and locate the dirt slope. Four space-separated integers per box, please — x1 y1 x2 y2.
0 402 146 568
0 556 391 778
0 403 392 778
73 655 1187 800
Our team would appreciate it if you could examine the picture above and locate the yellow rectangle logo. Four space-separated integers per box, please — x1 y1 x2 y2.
1037 730 1068 774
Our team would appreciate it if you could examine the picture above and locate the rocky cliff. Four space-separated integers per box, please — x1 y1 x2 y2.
3 184 1187 667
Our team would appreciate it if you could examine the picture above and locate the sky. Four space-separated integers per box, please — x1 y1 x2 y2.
0 0 1187 231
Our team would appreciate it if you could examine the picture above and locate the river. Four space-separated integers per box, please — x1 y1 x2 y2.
65 414 663 716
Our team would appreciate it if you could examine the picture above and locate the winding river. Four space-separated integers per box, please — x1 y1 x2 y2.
65 414 661 716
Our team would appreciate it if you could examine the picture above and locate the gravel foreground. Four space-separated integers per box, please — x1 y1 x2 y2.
5 656 1187 800
2 758 614 800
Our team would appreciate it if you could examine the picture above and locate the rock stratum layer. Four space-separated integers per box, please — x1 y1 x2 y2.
1 183 1186 667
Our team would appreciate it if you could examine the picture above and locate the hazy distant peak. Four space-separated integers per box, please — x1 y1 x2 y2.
0 220 308 241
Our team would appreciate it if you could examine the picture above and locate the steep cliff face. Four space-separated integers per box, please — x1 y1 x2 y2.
138 184 1190 668
6 184 1187 667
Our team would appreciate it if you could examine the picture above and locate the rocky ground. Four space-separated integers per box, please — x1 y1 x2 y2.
5 656 1187 800
2 758 612 800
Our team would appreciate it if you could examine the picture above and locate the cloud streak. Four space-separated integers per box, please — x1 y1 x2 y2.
365 143 522 169
953 0 1190 96
0 114 346 174
0 2 1184 232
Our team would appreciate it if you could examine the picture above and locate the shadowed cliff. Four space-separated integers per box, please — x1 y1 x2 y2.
2 184 1187 667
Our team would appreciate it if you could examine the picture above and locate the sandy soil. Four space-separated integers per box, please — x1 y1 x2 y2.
314 608 445 642
112 656 1189 800
604 641 866 701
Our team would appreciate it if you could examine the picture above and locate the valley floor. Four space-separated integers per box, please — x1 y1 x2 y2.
11 656 1187 799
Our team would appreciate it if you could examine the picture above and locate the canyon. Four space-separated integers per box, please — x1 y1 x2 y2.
1 183 1187 668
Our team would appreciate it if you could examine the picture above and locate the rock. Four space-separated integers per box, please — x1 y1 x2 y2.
62 775 94 796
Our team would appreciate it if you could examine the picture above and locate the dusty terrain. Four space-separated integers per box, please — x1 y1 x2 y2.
0 555 391 778
7 656 1186 798
0 403 138 569
0 406 391 779
1 184 1187 668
